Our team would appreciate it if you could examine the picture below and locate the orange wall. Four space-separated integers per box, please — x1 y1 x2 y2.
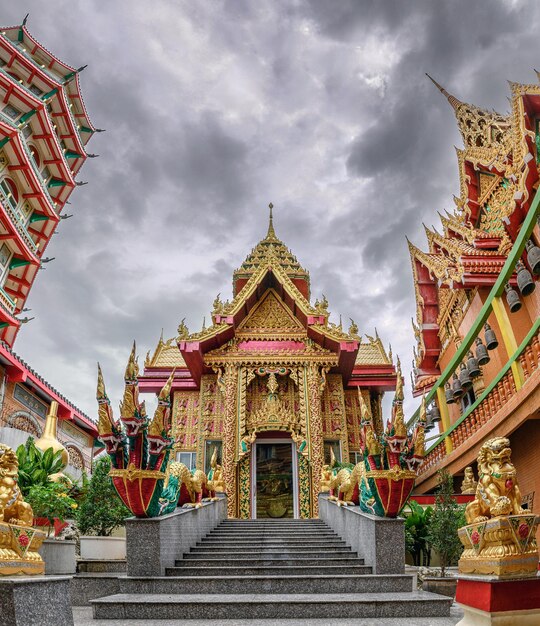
509 418 540 543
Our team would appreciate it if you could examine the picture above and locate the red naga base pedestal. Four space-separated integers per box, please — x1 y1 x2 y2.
456 574 540 625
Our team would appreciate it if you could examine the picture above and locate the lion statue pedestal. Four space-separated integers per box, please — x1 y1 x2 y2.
455 437 540 626
0 443 46 576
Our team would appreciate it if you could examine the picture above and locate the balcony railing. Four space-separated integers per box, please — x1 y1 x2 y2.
408 181 540 474
0 187 39 254
421 321 540 473
0 284 15 315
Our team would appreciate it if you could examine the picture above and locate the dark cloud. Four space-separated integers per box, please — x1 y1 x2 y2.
1 0 537 419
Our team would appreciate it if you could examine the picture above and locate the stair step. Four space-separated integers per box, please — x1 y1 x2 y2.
165 564 373 576
198 539 347 545
189 545 352 553
119 574 411 595
176 556 365 567
184 550 356 559
92 591 453 620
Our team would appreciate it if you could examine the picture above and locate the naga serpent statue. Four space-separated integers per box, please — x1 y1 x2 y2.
97 343 221 518
323 361 426 517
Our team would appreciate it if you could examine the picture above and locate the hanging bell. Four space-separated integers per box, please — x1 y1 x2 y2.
425 417 434 433
430 402 441 423
516 260 535 296
452 373 463 399
526 240 540 275
484 322 499 350
459 362 472 389
504 283 522 313
445 382 455 404
475 337 490 366
466 350 481 378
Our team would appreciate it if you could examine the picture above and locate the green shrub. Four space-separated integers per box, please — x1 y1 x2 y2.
76 456 129 536
404 499 433 566
427 469 465 577
26 482 78 536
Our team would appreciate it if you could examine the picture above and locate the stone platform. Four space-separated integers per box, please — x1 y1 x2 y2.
0 575 73 626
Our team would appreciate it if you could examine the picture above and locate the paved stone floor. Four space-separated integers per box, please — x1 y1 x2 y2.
74 603 463 625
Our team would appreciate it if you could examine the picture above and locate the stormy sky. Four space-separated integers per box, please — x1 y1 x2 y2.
3 1 538 422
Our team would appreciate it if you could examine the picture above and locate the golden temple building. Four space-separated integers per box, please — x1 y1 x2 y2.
140 208 397 518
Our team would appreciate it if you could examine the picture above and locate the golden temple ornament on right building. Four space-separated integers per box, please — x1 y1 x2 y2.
457 437 539 578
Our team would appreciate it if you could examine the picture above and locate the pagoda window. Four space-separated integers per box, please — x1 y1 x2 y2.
2 104 22 121
0 177 19 210
176 451 196 471
204 440 222 475
460 388 476 414
29 85 43 97
349 451 362 465
0 242 13 285
6 71 22 84
323 440 341 464
0 59 6 67
29 145 41 169
40 165 51 184
21 123 32 140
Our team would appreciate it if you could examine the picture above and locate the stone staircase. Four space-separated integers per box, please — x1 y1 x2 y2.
91 519 452 620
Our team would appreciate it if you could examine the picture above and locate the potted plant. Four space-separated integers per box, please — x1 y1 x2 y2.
422 468 465 597
76 456 130 560
25 482 78 574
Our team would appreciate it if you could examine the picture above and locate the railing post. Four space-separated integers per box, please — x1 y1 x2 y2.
491 297 524 390
435 386 453 454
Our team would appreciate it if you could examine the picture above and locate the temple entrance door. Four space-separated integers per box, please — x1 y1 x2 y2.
252 438 299 519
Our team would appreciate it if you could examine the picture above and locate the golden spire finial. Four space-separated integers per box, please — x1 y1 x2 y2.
97 362 108 401
266 202 277 239
419 394 427 425
426 73 462 111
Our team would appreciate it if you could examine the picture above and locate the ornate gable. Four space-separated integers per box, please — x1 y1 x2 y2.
237 289 304 338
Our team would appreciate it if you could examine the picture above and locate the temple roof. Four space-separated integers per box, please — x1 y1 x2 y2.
409 73 540 394
232 204 310 296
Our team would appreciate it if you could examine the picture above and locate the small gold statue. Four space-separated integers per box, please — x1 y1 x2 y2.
0 444 46 575
460 466 477 495
458 437 538 578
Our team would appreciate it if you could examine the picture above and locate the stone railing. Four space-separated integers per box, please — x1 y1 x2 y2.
0 285 15 315
0 187 39 254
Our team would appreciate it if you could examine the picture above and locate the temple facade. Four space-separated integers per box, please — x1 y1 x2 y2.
141 210 397 518
407 76 540 523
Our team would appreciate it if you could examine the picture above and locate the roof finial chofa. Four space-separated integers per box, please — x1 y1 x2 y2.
266 202 277 239
425 73 462 112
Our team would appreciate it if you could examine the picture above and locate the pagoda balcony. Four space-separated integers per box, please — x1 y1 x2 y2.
0 285 15 315
0 187 39 255
415 324 540 492
407 192 540 493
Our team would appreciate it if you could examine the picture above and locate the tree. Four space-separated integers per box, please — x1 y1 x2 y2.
404 499 433 566
76 456 130 536
427 469 465 577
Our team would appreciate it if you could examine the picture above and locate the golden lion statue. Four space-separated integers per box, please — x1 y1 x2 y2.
465 437 525 524
0 444 33 526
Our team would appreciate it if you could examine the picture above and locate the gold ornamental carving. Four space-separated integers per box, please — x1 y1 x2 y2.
0 444 46 575
458 437 539 578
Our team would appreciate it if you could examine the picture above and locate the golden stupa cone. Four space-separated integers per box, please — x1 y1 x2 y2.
34 400 69 468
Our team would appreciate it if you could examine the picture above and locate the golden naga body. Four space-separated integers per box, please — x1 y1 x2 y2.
0 444 46 575
458 437 538 578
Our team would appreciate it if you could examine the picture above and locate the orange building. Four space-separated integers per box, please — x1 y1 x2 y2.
408 76 540 522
